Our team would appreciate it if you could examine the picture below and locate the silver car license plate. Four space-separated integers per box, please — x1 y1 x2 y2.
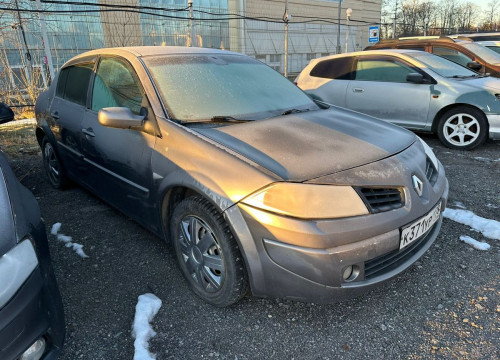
400 202 442 250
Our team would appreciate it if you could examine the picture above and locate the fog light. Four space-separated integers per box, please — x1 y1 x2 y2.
342 266 353 280
342 265 360 282
19 338 46 360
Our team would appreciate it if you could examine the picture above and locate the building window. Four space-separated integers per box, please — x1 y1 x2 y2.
269 54 281 63
256 55 266 61
306 53 317 61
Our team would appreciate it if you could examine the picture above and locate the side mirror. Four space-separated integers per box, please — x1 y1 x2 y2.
406 73 424 84
467 61 482 71
0 103 15 124
98 107 145 129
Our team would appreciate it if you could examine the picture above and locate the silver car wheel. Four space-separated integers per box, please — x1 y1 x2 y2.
178 215 224 293
442 113 480 147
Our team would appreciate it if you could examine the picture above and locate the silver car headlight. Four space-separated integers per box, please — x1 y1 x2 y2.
241 182 369 219
417 137 439 172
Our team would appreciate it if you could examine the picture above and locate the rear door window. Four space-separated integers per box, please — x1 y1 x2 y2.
354 58 414 82
431 46 473 67
56 62 94 106
309 57 353 80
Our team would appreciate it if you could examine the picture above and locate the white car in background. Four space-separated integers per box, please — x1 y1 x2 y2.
296 49 500 150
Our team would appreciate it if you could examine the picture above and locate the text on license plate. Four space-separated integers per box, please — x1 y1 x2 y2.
400 202 442 250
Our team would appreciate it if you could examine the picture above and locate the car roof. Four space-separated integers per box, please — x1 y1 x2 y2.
312 48 423 61
62 46 243 68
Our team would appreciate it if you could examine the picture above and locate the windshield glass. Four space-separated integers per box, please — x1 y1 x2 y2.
143 54 317 122
460 42 500 64
409 52 477 77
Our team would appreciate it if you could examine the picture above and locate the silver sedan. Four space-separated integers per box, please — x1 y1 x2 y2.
296 49 500 150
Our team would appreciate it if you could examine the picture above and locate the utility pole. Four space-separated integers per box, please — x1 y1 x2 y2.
188 0 195 46
283 0 290 78
336 0 342 53
35 0 55 80
344 8 351 53
392 1 397 39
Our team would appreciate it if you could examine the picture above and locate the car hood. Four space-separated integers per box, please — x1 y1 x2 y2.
193 107 416 181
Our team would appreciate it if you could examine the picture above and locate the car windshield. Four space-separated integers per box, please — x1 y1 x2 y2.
143 54 318 122
485 45 500 55
409 52 478 78
460 42 500 64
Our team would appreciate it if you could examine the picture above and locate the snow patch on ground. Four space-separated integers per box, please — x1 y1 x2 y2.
51 223 89 258
0 118 36 128
486 203 499 209
443 208 500 240
459 236 491 251
50 222 62 235
132 293 162 360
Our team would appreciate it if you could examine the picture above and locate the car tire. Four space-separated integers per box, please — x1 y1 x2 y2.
170 196 249 307
42 137 67 189
436 107 488 150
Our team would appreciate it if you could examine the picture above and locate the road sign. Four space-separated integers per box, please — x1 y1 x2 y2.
369 26 380 43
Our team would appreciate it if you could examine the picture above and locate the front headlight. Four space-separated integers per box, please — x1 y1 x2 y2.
417 137 439 171
240 182 369 219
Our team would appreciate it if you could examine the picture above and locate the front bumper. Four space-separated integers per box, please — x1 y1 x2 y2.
224 158 449 303
486 114 500 140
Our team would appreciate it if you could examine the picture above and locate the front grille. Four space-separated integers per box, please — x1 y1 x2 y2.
425 158 438 185
358 187 404 214
364 222 438 280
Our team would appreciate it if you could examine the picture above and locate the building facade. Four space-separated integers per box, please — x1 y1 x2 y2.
0 0 381 93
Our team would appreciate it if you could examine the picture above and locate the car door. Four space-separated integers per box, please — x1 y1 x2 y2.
80 56 158 227
345 55 431 129
48 59 95 181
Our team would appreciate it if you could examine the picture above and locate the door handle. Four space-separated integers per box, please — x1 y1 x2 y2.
81 128 95 137
352 88 364 93
50 111 59 119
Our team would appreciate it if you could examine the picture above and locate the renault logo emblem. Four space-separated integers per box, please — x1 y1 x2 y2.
412 175 424 197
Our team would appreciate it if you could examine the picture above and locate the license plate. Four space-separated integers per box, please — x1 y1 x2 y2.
400 202 442 250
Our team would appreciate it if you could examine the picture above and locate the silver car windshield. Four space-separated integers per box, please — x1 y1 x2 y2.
461 42 500 64
143 54 318 122
409 52 477 78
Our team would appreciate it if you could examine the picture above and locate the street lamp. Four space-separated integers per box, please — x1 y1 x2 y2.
424 17 429 36
344 8 352 53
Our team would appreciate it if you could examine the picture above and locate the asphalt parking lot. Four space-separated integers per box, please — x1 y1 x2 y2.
7 134 500 360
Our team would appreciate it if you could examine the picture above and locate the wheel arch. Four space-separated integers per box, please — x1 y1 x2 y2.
35 127 46 147
431 103 489 133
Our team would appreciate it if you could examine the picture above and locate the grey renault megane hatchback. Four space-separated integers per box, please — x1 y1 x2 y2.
35 47 448 306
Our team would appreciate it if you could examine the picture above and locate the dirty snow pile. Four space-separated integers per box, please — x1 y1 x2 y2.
132 293 162 360
50 222 89 258
443 207 499 251
459 235 491 251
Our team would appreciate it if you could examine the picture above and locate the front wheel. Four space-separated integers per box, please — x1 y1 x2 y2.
170 197 249 307
436 107 488 150
42 137 67 189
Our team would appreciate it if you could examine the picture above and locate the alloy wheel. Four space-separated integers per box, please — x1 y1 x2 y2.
442 113 480 147
44 142 61 185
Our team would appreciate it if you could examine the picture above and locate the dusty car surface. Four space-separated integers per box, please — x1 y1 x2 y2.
0 117 65 359
35 46 448 306
296 49 500 150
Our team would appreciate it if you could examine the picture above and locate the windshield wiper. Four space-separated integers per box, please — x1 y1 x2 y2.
281 108 311 115
210 116 252 123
